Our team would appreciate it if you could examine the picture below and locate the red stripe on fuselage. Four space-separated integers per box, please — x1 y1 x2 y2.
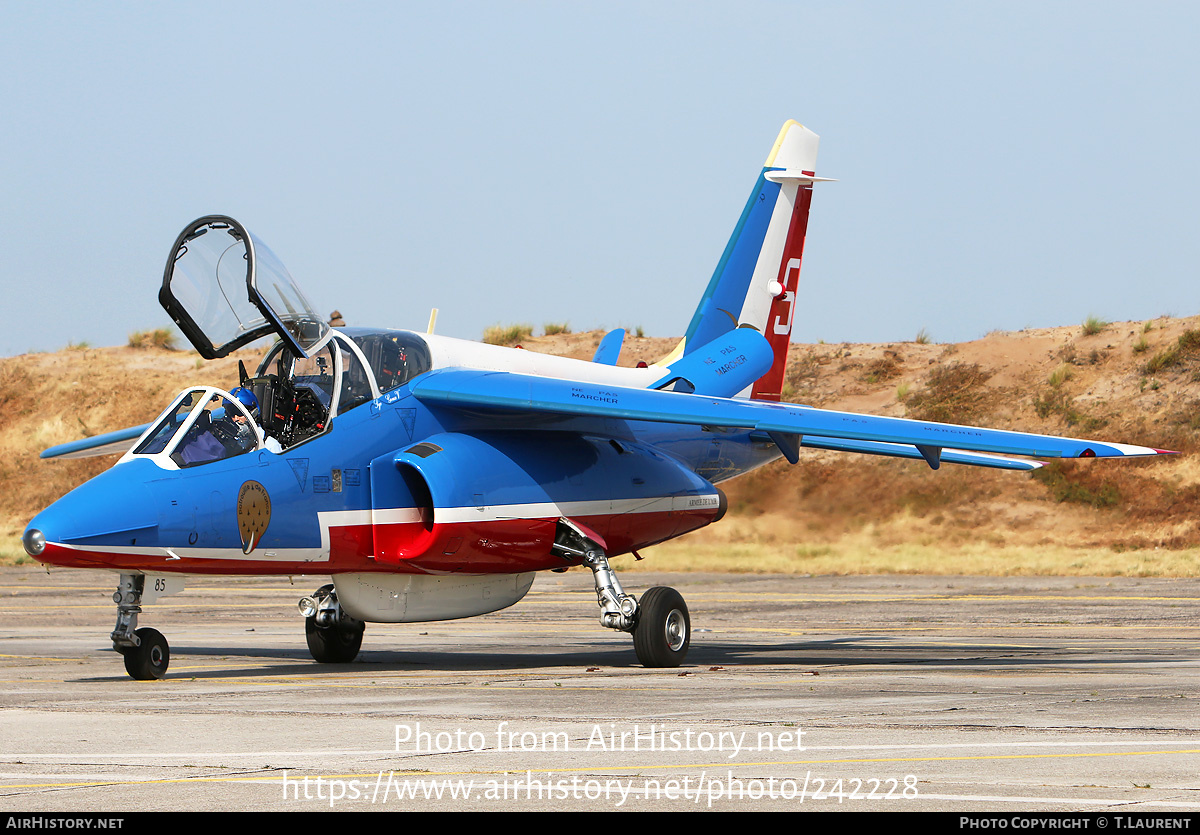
35 504 723 576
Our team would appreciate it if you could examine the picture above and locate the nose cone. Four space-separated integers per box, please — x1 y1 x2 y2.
26 460 160 566
21 527 46 557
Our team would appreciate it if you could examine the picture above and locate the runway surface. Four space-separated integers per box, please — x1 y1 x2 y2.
1 567 1198 811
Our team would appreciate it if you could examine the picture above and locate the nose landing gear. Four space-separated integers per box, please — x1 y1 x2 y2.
111 574 171 680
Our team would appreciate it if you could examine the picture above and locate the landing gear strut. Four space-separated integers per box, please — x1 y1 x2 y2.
111 574 170 680
298 584 364 663
555 518 691 668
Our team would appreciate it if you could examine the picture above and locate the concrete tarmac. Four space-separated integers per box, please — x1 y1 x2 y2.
1 567 1198 812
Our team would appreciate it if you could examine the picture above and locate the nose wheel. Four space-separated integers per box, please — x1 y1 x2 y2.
119 627 170 680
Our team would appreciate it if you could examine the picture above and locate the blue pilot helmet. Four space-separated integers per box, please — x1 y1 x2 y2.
230 386 259 418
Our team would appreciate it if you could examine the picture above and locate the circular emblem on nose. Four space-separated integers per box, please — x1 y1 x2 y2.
237 480 271 554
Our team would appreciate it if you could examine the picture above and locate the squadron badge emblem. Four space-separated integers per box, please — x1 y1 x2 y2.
237 480 271 554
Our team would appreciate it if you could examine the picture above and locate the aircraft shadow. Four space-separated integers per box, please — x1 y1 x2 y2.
74 635 1165 681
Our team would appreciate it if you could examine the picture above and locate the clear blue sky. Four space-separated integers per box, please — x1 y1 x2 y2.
3 1 1198 357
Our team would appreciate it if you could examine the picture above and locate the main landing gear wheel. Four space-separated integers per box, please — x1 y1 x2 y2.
305 616 364 664
632 587 690 668
121 627 170 680
300 583 364 663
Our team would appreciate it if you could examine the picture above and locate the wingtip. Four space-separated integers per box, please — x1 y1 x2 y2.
1084 442 1183 458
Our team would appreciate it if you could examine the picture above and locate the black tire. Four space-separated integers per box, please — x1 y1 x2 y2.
123 627 170 680
632 587 690 668
305 616 364 663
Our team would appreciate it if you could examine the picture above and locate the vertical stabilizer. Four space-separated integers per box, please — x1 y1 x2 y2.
661 121 827 401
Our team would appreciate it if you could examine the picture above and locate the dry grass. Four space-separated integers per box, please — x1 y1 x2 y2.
483 323 534 345
128 328 177 350
543 322 571 336
617 537 1200 577
1048 363 1073 387
862 352 902 384
904 363 994 423
1032 463 1120 508
1082 314 1110 336
1145 329 1200 375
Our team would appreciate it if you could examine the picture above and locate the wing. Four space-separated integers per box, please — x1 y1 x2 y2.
411 369 1171 469
41 424 151 460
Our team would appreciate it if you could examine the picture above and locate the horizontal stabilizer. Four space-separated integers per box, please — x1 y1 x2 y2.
763 169 837 184
651 328 774 398
41 424 151 460
592 329 625 365
412 368 1171 462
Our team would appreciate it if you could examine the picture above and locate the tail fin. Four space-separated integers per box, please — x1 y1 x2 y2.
661 121 827 401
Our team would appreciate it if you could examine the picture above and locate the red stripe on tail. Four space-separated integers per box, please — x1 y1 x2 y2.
752 185 814 401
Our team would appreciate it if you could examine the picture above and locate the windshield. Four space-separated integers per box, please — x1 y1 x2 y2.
134 388 207 456
127 387 262 468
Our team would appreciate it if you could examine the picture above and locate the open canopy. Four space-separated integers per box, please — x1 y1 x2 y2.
159 215 330 359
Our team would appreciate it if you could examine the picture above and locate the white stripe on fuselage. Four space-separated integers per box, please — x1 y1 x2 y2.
433 494 720 523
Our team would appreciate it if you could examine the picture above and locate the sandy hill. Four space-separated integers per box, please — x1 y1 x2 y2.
4 319 1200 575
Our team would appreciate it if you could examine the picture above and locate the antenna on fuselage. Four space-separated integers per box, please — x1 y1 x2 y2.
427 308 438 334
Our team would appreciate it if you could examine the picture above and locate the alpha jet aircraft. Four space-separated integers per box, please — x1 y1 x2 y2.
23 121 1171 679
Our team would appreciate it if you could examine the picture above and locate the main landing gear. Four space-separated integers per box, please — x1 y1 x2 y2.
111 574 170 680
554 519 691 668
298 584 364 663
